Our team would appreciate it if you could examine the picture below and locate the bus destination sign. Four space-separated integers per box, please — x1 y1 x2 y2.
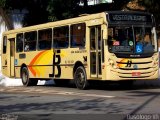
108 13 152 23
112 15 146 21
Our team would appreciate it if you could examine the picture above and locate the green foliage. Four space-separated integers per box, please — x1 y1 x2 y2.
2 0 27 10
0 0 6 8
47 0 80 22
139 0 160 27
113 0 131 9
1 0 160 27
139 0 160 11
22 0 49 26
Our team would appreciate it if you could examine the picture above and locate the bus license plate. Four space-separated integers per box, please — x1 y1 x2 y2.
132 72 141 77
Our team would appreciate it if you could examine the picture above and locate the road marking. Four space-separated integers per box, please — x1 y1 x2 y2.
82 94 115 98
0 87 115 98
53 91 115 98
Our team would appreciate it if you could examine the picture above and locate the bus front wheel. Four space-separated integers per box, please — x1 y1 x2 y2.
74 66 88 90
21 67 38 86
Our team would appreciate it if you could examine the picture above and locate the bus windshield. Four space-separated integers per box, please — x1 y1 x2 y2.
108 25 157 54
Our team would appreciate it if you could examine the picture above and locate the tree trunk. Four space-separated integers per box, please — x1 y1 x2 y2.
0 7 14 30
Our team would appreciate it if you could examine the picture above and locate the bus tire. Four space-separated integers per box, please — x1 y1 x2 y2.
21 67 38 86
74 66 88 90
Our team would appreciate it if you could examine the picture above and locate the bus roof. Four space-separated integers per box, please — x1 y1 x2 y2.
3 11 153 36
3 12 106 35
106 11 152 15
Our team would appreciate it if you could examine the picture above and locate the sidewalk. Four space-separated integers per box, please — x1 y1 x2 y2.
0 73 54 87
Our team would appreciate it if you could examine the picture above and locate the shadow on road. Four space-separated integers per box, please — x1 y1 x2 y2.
88 80 160 91
47 79 160 91
0 95 136 115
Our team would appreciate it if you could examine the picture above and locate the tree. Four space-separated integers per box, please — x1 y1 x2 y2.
22 0 49 26
2 0 160 28
1 0 133 26
113 0 131 10
138 0 160 27
47 0 83 22
0 0 49 26
0 0 14 30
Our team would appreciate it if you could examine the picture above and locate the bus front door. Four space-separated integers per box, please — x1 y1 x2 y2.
90 26 102 78
9 38 15 77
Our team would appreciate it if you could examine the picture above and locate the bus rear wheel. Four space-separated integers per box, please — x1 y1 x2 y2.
74 66 88 90
21 67 38 86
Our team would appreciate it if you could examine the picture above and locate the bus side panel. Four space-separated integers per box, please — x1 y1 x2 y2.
1 53 8 77
15 51 26 78
1 38 10 77
27 50 53 79
15 50 54 79
15 66 21 78
53 49 88 80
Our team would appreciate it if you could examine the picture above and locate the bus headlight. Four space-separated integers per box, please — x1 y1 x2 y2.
108 59 114 65
108 58 118 69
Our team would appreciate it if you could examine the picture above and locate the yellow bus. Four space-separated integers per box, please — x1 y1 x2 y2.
1 11 159 89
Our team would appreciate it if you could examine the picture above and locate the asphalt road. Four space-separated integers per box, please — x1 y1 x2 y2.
0 82 160 120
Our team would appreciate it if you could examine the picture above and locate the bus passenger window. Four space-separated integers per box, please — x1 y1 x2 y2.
16 33 23 52
3 36 7 54
24 31 37 51
70 23 86 47
38 29 52 50
53 26 69 48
